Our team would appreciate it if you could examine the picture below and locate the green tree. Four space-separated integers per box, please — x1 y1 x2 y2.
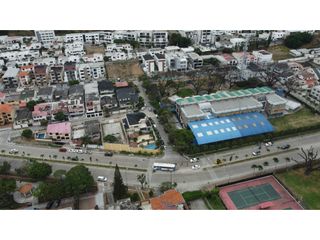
27 161 52 180
103 135 118 143
137 174 147 189
169 129 194 153
136 96 145 110
33 181 66 202
159 181 177 193
53 169 67 179
21 129 33 139
130 192 140 202
169 33 192 48
0 178 16 194
65 165 94 209
0 161 11 175
54 111 67 122
68 80 80 86
113 164 128 201
26 100 37 111
284 32 313 49
81 135 91 147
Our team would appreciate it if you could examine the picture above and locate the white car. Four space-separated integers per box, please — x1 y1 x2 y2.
265 141 273 147
192 164 201 170
97 176 108 182
9 149 18 154
190 157 199 163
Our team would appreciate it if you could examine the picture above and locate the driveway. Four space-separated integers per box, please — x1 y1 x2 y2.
189 199 208 210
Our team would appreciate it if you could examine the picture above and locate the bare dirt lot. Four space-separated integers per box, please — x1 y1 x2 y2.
84 45 105 54
106 60 144 80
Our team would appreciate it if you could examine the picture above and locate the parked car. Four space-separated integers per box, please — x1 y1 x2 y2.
97 176 108 182
191 164 201 170
104 152 113 157
59 148 67 152
252 151 261 156
9 149 19 154
280 144 291 150
265 141 273 147
190 157 200 163
45 201 55 209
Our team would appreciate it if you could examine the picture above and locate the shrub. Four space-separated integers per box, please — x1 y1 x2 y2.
182 190 203 202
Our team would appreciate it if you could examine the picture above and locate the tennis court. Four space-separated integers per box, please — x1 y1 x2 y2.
228 183 280 209
219 176 303 210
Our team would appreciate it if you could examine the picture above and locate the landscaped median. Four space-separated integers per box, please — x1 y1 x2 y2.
0 153 147 173
202 148 299 170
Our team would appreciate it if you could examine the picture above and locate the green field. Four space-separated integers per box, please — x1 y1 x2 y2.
267 45 292 61
277 168 320 209
270 107 320 132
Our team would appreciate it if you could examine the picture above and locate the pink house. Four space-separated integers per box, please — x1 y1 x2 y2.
32 103 52 123
46 122 71 142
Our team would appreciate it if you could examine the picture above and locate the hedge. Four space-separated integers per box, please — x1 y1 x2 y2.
182 190 204 202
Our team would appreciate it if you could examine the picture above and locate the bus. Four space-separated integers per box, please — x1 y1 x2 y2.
152 163 176 172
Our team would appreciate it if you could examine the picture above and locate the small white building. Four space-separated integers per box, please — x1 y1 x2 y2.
166 52 188 71
252 50 273 63
142 54 155 75
187 52 203 69
154 53 167 72
34 30 56 46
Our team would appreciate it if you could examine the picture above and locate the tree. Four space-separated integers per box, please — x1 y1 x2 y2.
103 56 110 62
284 32 313 49
65 165 94 209
137 174 147 189
298 146 320 175
136 96 145 110
130 192 140 202
113 165 128 201
68 80 80 86
26 100 37 111
251 164 257 175
187 71 207 95
104 135 118 143
26 161 52 180
33 181 66 202
2 65 7 71
81 135 91 147
0 161 11 175
0 178 16 195
169 129 194 153
54 111 67 122
53 169 67 179
21 129 33 139
169 33 192 48
159 181 177 193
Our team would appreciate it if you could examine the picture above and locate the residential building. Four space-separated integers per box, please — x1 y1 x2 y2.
199 30 214 45
152 31 168 48
77 62 106 81
187 52 203 69
0 104 14 126
49 65 64 84
166 52 188 71
150 189 187 210
232 52 258 66
18 71 32 87
64 62 78 81
84 82 102 118
82 53 104 63
36 87 53 101
34 65 49 86
68 85 85 118
114 31 137 41
252 50 273 63
2 67 19 89
64 41 85 56
310 85 320 101
142 54 155 75
46 122 71 142
32 102 52 123
33 57 56 66
213 54 238 66
137 31 152 48
14 108 32 129
20 89 35 102
105 43 133 61
154 53 167 72
34 30 55 46
122 112 151 135
84 120 101 143
100 96 118 111
98 80 114 97
116 87 138 109
265 94 287 116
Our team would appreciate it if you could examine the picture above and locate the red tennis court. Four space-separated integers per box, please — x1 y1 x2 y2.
219 175 303 210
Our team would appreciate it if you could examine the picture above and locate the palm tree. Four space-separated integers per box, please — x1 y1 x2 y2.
285 157 291 171
273 157 279 171
263 161 269 166
257 165 263 175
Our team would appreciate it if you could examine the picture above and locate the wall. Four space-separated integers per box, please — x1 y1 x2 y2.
104 143 160 154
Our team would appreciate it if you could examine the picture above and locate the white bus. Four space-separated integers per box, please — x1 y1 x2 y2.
152 163 176 172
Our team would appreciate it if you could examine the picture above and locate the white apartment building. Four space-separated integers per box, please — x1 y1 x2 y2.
33 57 56 66
57 55 80 64
77 62 106 81
34 30 56 45
105 43 133 61
252 50 273 63
166 52 188 71
152 31 168 48
187 52 203 69
199 30 214 45
137 31 153 47
113 31 137 41
148 48 165 56
82 53 104 63
154 53 167 72
230 38 246 48
64 33 83 43
271 31 289 40
1 67 19 89
64 41 85 56
142 54 155 75
84 82 102 118
0 50 40 62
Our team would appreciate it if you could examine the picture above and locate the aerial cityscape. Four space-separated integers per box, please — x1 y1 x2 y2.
1 29 320 210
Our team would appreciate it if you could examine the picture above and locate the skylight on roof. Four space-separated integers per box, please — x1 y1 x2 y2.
232 127 237 131
201 123 208 127
214 130 219 134
197 132 204 137
192 124 198 129
220 129 225 133
207 131 213 135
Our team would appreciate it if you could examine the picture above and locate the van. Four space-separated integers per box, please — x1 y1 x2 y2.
97 176 108 182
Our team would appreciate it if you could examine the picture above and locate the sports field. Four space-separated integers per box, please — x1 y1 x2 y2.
219 176 303 210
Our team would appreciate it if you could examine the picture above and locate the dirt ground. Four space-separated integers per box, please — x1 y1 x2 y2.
106 60 144 80
267 45 292 61
301 32 320 49
84 45 105 54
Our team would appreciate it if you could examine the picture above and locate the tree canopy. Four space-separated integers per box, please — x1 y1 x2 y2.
21 128 33 139
54 111 67 122
104 135 118 143
169 33 192 48
0 178 16 195
26 161 52 180
284 32 313 49
113 164 128 201
0 161 11 175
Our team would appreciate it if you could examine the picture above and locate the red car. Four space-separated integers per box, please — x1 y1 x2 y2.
59 148 67 152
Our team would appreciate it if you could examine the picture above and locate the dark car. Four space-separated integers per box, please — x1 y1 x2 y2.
280 144 291 150
59 148 67 152
45 201 55 209
104 152 113 157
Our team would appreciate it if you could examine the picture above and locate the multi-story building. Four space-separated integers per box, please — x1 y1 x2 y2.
67 85 85 118
46 122 71 142
18 71 32 87
64 62 78 81
310 85 320 101
84 82 103 118
34 30 56 46
77 62 106 81
113 31 137 41
98 80 115 97
137 31 152 48
142 54 155 75
33 57 56 66
116 87 138 109
252 50 273 63
265 94 287 116
64 41 85 56
154 53 167 72
1 67 19 89
187 52 203 69
166 52 188 71
82 53 104 63
199 30 214 45
105 43 134 61
49 65 64 84
152 31 168 48
0 104 14 126
34 65 49 86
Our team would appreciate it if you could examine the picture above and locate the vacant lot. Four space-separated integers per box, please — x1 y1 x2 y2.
106 60 144 80
277 168 320 209
267 45 292 61
270 107 320 132
84 45 105 54
301 32 320 49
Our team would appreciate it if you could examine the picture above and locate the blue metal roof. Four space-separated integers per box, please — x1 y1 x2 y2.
188 112 274 145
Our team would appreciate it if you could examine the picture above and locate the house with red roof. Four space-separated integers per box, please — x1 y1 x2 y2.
150 189 187 210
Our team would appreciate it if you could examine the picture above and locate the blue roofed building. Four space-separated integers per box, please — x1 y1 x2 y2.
188 112 274 145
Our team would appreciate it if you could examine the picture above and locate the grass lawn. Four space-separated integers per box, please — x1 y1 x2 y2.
277 168 320 209
267 45 292 61
269 107 320 132
177 88 195 98
205 191 226 210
